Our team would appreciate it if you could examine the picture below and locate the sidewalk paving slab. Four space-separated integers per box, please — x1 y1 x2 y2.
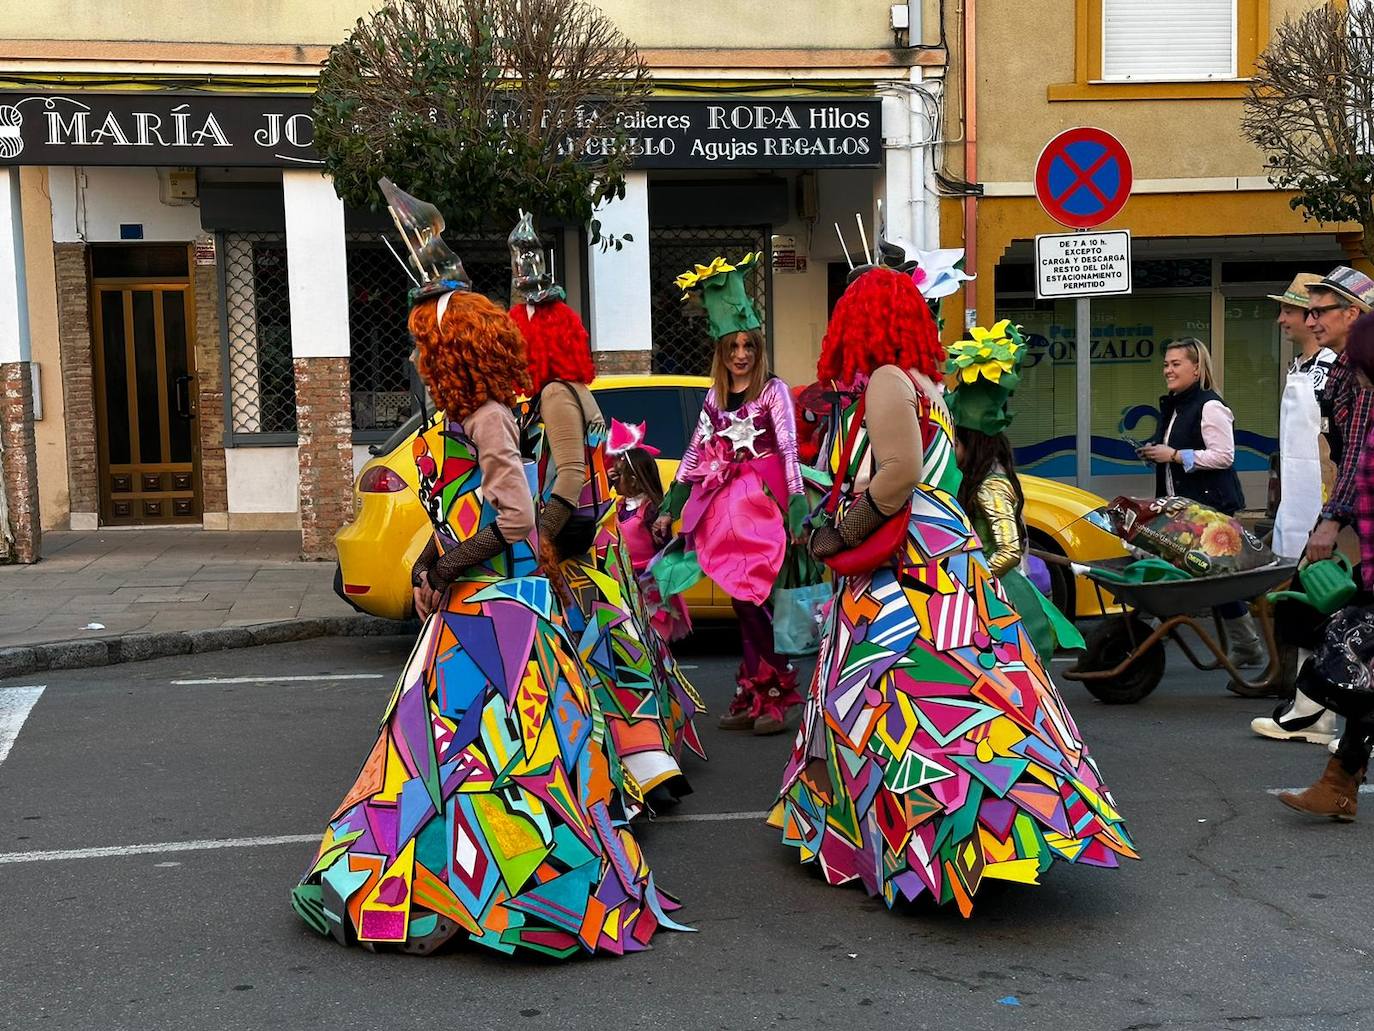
0 528 411 678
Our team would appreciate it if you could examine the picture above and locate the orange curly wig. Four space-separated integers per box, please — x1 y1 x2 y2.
816 267 944 384
409 291 532 420
509 300 595 393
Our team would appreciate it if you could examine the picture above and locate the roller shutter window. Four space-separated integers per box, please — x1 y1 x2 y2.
1101 0 1236 81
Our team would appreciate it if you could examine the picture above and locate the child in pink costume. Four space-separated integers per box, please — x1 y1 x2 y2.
655 253 807 736
608 421 692 643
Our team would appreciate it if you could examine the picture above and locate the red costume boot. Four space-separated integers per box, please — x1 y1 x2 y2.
752 661 802 736
718 664 761 730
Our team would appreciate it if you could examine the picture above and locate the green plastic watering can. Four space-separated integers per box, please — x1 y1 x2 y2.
1266 553 1358 615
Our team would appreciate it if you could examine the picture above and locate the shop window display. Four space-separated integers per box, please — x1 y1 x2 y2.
998 293 1214 479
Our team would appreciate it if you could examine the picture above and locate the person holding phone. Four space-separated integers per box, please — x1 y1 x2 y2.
1136 338 1262 669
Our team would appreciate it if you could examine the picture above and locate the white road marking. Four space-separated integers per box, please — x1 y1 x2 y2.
1267 786 1374 796
0 833 320 865
653 810 768 824
0 686 44 764
169 674 386 686
0 811 768 865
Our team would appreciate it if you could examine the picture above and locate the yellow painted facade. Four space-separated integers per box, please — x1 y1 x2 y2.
939 0 1357 505
1 0 907 49
3 0 943 531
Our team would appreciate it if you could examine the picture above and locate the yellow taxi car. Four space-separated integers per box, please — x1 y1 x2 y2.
334 375 1125 622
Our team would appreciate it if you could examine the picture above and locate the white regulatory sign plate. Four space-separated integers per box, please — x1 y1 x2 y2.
1035 230 1132 299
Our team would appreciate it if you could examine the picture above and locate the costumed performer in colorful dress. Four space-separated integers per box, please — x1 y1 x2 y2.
653 253 807 736
507 213 703 812
772 254 1136 916
292 182 685 958
948 320 1085 661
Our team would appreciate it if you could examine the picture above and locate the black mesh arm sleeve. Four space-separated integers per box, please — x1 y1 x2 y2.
809 492 888 559
538 494 576 541
428 525 509 591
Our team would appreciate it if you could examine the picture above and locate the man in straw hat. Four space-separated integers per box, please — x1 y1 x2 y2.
1253 265 1374 745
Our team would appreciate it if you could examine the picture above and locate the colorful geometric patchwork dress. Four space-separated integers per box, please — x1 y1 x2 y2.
773 384 1137 915
528 386 705 804
292 414 685 957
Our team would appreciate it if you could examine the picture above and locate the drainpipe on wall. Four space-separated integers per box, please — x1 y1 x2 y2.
961 0 978 328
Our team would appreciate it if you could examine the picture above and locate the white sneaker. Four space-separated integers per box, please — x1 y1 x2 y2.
1251 703 1338 745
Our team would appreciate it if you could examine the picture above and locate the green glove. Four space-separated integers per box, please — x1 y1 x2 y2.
787 493 809 537
662 479 691 521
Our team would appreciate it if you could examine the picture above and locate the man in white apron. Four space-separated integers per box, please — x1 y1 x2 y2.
1252 272 1354 744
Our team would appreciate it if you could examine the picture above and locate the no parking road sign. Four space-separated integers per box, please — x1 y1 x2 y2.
1034 127 1133 229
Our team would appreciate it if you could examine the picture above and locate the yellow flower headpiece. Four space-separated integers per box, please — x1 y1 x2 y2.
674 252 762 299
946 319 1026 385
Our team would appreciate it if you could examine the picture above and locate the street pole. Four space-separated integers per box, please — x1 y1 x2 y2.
1075 292 1091 488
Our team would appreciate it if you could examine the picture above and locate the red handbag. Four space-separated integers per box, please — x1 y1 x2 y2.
820 389 910 577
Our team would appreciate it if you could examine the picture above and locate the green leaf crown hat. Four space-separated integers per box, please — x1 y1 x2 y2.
945 319 1028 436
674 252 763 339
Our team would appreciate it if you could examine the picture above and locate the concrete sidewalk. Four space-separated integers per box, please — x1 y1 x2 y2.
0 528 359 649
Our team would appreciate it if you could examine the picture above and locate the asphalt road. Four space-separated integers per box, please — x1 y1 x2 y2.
2 629 1373 1031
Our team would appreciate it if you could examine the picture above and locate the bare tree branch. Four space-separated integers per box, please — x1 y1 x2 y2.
1243 1 1374 258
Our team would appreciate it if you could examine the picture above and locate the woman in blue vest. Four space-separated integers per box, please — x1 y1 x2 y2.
1136 337 1261 667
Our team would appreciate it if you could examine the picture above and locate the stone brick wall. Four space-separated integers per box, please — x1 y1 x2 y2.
293 356 353 559
192 257 228 527
593 349 653 375
53 243 97 526
1 361 41 563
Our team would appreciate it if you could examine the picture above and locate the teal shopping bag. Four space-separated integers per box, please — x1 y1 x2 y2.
772 550 832 656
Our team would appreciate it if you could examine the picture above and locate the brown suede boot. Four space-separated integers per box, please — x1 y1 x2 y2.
1277 758 1362 822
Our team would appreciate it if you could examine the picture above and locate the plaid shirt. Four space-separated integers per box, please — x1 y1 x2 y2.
1358 422 1374 590
1321 350 1374 524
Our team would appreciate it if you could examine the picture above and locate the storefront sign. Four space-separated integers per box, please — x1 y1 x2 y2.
0 93 881 170
1035 230 1132 299
193 235 217 266
771 234 807 273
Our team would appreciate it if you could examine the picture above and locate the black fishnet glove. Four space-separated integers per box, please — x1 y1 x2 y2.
808 524 844 560
538 495 576 542
809 492 889 560
429 525 509 591
411 537 439 588
837 492 890 548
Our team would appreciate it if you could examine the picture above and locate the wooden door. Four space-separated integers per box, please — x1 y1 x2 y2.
92 283 201 524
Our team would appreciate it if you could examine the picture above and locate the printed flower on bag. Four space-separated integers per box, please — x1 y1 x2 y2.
1200 520 1242 556
697 435 739 490
946 319 1026 387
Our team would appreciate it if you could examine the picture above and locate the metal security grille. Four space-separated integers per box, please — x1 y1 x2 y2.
221 232 296 437
222 231 542 442
346 237 415 435
648 226 771 376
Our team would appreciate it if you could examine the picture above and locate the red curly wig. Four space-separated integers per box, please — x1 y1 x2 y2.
410 291 532 421
509 300 596 393
816 267 944 384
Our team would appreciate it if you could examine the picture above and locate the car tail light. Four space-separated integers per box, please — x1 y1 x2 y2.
359 467 407 493
342 583 371 595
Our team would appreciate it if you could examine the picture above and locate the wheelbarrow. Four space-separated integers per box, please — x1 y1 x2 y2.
1034 550 1299 704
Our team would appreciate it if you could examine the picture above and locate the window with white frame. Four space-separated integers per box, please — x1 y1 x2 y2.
1102 0 1237 82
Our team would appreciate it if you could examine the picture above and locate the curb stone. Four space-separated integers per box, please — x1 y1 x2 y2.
0 615 416 681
